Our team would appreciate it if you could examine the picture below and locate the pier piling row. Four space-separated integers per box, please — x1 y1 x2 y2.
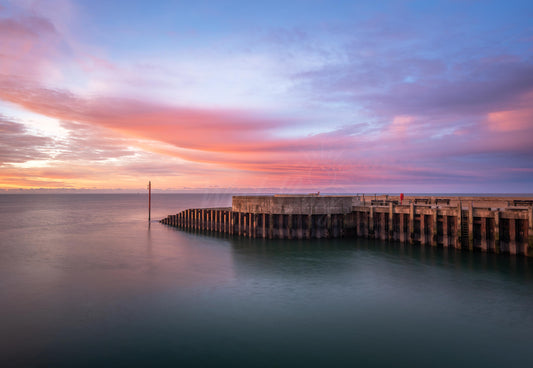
160 195 533 256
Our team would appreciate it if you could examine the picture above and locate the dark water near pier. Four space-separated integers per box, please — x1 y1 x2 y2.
1 194 532 367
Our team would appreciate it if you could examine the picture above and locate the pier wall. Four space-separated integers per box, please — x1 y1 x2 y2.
232 195 353 214
160 195 533 256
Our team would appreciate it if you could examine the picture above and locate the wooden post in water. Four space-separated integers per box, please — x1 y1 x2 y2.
148 181 151 222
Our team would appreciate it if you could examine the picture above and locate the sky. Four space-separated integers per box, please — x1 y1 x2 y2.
0 0 532 193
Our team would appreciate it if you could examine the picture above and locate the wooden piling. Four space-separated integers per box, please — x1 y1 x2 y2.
399 213 405 243
252 213 256 238
249 213 253 238
388 203 393 241
420 214 426 246
509 219 517 255
468 203 474 251
519 219 528 255
354 211 359 237
443 215 449 247
529 207 533 255
369 206 375 239
162 195 532 257
262 213 266 239
278 214 283 238
480 217 487 251
269 214 273 239
288 214 293 240
409 203 415 244
456 202 462 248
307 214 312 239
297 214 302 239
491 216 499 253
381 213 387 241
431 208 437 246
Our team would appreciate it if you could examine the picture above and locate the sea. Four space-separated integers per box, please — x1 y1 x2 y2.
1 193 532 367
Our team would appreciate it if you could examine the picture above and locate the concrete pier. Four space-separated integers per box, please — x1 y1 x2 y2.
160 194 533 257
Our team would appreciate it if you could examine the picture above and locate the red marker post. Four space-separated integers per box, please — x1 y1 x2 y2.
148 181 151 222
400 193 404 205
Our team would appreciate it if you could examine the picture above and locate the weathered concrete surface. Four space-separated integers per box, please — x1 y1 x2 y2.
351 195 533 209
232 195 353 215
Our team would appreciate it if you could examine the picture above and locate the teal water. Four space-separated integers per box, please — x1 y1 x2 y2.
1 194 532 367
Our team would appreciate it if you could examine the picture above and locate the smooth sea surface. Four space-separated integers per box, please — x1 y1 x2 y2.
1 194 532 367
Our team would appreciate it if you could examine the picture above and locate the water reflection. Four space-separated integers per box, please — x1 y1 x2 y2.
1 194 532 368
218 233 533 282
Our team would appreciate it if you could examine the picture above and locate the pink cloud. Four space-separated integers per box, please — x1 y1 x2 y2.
487 92 533 133
0 2 531 192
0 77 386 186
0 14 61 78
2 73 532 191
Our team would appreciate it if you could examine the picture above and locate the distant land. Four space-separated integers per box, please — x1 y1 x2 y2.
1 188 532 196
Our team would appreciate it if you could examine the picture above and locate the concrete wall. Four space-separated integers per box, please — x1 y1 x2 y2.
231 195 353 215
352 195 533 209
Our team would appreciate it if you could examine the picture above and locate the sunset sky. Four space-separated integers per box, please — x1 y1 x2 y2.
1 0 532 193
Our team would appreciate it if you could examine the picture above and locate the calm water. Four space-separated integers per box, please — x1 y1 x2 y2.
1 194 532 367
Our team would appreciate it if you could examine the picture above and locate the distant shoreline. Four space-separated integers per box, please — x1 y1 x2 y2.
1 191 533 197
